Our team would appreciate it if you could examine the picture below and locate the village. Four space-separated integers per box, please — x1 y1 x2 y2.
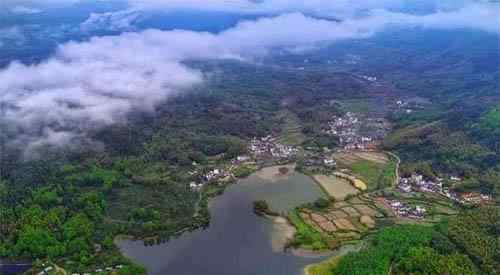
186 105 493 227
36 263 125 275
397 173 493 205
189 135 300 191
381 198 427 219
324 112 388 151
248 135 299 160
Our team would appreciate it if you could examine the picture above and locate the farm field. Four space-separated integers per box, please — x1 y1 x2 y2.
292 195 387 250
276 110 306 146
313 175 359 200
338 99 372 114
334 151 397 190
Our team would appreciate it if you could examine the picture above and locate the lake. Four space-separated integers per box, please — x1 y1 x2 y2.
118 166 328 275
0 262 32 275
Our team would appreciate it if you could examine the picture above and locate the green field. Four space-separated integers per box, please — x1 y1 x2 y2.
276 110 306 146
350 160 396 190
288 209 331 251
305 256 341 275
339 99 371 114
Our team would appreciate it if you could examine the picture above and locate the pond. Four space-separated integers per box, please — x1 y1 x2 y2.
118 166 329 275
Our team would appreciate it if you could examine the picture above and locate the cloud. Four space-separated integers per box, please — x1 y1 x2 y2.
2 4 500 156
385 4 500 33
81 9 144 32
82 0 499 33
125 0 403 16
81 0 406 30
124 0 489 17
9 5 42 14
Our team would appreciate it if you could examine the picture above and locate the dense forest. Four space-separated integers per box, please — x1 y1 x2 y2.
332 207 499 274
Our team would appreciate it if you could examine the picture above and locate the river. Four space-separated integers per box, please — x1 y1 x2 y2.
118 166 330 275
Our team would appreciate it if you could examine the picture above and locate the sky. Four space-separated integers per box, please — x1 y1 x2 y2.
0 0 499 156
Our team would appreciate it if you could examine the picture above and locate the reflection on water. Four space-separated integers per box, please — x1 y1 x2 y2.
0 262 32 275
119 168 328 275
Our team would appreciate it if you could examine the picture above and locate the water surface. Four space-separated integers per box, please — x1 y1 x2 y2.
0 261 31 275
119 167 327 275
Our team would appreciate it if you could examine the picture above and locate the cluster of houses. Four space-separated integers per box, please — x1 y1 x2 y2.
249 135 298 160
89 265 124 274
37 264 124 275
398 173 493 205
460 192 493 204
324 112 380 151
37 266 54 275
384 199 427 219
396 100 415 114
189 168 232 190
395 99 429 115
360 75 377 82
188 135 301 192
398 173 443 194
303 152 337 169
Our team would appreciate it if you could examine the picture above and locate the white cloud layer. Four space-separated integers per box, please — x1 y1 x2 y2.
1 3 499 155
125 0 488 17
81 9 144 32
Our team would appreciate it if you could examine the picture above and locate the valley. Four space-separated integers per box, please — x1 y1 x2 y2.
0 6 498 274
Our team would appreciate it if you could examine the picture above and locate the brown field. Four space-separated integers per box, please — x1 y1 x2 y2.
360 216 376 228
311 213 329 224
328 210 348 219
254 164 295 182
332 172 367 191
313 175 360 200
334 151 389 166
353 152 389 164
335 232 360 239
318 221 338 233
334 218 356 231
349 197 365 204
353 205 379 216
341 207 361 217
333 201 349 208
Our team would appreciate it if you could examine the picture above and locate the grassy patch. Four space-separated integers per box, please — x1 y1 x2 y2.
379 160 397 188
339 99 371 114
349 159 396 190
350 160 383 190
233 165 257 178
277 110 306 146
289 209 330 251
305 256 341 275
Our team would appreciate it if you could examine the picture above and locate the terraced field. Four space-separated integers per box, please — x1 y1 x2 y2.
295 195 386 248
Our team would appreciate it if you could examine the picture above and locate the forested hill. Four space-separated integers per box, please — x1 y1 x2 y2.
0 63 389 273
331 206 499 275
